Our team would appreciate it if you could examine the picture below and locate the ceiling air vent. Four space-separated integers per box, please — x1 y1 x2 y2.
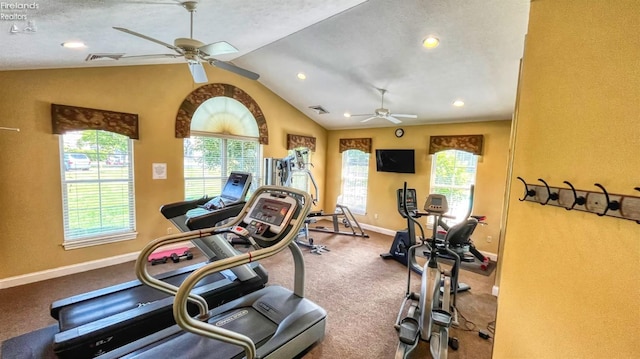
85 53 125 61
308 105 329 115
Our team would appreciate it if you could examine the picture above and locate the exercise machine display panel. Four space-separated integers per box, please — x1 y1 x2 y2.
242 194 298 244
424 194 449 214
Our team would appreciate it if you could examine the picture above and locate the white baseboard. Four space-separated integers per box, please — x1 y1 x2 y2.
0 252 139 289
0 241 195 290
358 223 396 237
492 285 500 297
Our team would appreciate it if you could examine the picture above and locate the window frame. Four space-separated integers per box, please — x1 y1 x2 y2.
339 149 370 215
429 149 478 224
59 130 137 250
184 132 262 200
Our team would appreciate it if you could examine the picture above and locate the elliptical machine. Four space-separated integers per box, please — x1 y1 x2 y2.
395 182 477 359
381 184 490 273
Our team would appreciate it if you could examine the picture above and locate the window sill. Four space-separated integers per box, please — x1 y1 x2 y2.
63 231 138 250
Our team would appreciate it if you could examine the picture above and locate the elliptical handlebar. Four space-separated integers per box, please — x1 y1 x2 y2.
402 182 427 245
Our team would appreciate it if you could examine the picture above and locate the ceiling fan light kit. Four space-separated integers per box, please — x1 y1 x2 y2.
89 1 259 83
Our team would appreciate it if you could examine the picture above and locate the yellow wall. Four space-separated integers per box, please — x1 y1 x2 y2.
493 1 640 358
325 120 512 255
0 64 326 278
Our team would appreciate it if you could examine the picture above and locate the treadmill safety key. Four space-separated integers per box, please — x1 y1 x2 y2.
229 225 259 250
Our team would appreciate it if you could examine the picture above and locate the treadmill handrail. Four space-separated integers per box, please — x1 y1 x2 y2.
135 203 254 316
172 186 312 359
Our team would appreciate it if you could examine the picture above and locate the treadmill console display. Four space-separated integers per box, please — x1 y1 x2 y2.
221 172 251 202
249 198 292 226
243 193 298 241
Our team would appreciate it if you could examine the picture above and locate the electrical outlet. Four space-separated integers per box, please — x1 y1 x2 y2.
486 235 492 243
374 213 379 219
167 227 173 235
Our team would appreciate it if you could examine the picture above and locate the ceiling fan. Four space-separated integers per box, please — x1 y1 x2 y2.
350 88 417 124
87 0 259 83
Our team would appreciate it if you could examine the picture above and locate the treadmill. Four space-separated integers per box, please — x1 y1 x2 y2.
43 172 269 358
98 186 326 359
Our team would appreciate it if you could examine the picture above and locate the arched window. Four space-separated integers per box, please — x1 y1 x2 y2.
184 97 261 199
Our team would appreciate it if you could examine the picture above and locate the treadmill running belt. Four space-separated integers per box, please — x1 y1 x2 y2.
57 271 226 330
123 307 277 359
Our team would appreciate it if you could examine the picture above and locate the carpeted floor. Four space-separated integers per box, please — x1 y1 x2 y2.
0 227 497 358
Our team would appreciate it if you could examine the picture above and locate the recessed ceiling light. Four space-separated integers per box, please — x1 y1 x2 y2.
61 41 86 49
453 100 465 107
344 112 351 118
422 36 440 49
297 72 307 80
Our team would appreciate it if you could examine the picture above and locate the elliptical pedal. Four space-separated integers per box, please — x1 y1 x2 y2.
398 317 419 345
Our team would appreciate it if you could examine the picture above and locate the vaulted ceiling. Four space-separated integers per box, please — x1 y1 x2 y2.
0 0 530 130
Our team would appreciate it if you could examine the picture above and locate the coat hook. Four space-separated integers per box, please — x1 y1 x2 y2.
563 181 585 210
517 177 536 201
593 183 620 217
537 178 558 205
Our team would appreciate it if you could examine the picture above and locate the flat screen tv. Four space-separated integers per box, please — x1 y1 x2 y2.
375 149 415 174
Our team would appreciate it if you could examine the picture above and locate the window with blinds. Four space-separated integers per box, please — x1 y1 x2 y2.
59 130 136 249
430 149 478 224
340 149 369 215
184 134 261 200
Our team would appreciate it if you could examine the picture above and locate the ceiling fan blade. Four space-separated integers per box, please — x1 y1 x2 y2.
199 41 238 57
188 61 208 83
113 27 183 54
360 116 377 123
128 0 183 4
208 59 260 80
120 54 183 59
386 116 403 124
391 114 418 118
349 113 374 117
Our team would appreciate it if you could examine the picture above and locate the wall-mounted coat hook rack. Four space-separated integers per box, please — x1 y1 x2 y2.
562 181 586 210
517 177 536 201
517 177 640 224
538 178 558 205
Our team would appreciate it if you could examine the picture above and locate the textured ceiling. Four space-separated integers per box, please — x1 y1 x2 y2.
0 0 530 130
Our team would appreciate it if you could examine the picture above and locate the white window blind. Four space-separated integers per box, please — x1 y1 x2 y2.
430 149 478 224
60 130 136 249
340 149 369 215
184 134 261 200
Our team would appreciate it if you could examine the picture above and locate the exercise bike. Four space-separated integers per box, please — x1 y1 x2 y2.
395 182 477 359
